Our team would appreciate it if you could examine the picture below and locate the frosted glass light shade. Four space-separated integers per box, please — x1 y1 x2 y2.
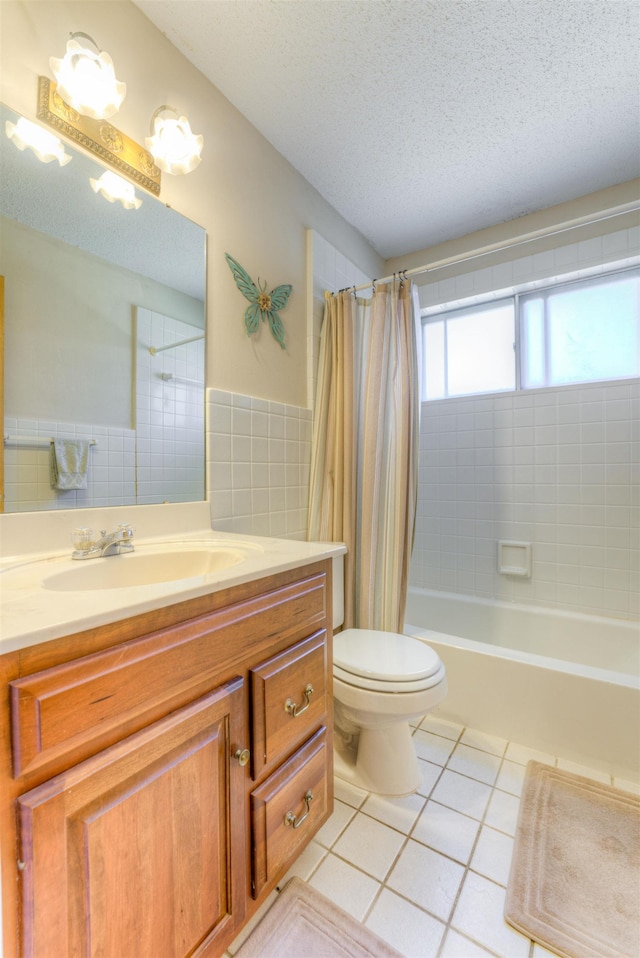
5 117 72 166
50 35 125 119
146 110 203 175
90 171 142 209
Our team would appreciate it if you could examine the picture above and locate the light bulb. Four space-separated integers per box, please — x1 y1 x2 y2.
50 34 125 119
146 108 203 175
5 117 72 166
90 171 141 209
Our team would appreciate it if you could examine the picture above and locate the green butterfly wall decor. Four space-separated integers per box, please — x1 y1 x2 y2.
225 253 292 350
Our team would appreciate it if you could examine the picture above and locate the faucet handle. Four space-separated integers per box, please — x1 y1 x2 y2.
72 527 99 551
116 522 134 537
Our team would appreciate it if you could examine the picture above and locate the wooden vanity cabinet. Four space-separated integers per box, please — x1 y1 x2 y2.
0 559 334 958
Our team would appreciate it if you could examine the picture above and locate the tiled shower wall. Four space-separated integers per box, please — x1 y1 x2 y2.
410 380 639 620
135 308 205 505
410 223 640 621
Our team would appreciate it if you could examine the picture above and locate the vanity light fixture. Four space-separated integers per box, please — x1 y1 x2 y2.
50 32 126 119
90 170 142 209
5 116 72 166
146 105 203 175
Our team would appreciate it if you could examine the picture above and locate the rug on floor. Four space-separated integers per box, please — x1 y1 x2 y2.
504 760 640 958
234 876 402 958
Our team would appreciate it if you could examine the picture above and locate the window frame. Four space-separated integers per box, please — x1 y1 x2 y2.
420 265 639 401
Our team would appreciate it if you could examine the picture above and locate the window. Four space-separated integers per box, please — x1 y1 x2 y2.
422 268 639 400
423 300 515 400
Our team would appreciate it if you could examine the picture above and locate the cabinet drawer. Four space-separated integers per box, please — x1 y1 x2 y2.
10 571 328 777
250 631 327 779
251 727 329 898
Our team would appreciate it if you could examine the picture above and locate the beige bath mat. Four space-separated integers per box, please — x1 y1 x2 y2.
234 876 402 958
505 761 640 958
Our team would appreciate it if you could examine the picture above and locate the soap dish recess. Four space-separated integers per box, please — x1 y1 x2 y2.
497 540 531 577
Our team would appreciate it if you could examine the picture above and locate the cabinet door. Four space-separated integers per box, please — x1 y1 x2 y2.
17 679 247 958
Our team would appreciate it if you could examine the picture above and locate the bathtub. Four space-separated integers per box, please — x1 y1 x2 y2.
404 587 640 783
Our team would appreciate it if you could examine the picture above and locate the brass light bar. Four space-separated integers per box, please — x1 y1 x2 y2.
37 76 161 196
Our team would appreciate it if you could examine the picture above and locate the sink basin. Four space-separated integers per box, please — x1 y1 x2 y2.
41 547 249 592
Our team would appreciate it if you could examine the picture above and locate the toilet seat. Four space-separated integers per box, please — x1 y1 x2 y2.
334 628 445 693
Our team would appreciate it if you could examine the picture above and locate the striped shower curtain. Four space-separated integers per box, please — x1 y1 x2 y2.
307 278 419 633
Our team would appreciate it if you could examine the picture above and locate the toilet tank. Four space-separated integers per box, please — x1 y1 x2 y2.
332 554 344 630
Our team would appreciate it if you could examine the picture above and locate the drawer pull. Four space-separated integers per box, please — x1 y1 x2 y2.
284 789 313 829
234 748 250 766
284 684 314 718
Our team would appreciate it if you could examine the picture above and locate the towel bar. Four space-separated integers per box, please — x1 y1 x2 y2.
3 435 98 447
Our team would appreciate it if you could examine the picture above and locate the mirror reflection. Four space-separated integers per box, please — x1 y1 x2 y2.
0 103 206 513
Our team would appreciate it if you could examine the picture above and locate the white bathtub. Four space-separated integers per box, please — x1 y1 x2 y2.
404 587 640 783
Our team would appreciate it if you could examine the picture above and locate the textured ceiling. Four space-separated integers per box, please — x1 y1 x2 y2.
135 0 640 259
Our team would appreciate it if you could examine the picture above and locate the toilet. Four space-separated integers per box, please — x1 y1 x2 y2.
332 628 447 795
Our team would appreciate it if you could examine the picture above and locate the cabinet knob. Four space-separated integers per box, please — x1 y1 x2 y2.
284 684 314 718
234 748 250 767
284 789 313 829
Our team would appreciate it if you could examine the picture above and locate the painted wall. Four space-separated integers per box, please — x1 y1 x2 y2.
0 0 384 409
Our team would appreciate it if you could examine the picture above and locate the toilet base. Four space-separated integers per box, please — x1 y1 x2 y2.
334 720 421 797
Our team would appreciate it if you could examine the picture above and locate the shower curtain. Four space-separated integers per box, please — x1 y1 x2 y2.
307 278 419 632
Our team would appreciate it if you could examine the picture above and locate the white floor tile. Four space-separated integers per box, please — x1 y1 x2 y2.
495 759 527 796
451 871 530 958
278 839 326 886
361 790 426 834
441 928 497 957
504 741 556 767
413 728 458 765
470 825 514 886
484 788 521 836
257 726 623 958
387 839 465 922
419 715 464 741
334 776 369 807
365 887 446 957
447 743 502 785
416 758 444 797
333 813 405 881
313 798 356 848
308 853 380 921
431 769 492 820
460 728 508 756
412 800 480 864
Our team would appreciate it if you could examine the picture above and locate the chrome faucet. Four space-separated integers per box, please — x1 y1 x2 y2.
72 523 135 560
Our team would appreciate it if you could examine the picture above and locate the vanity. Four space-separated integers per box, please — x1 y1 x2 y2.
0 503 346 957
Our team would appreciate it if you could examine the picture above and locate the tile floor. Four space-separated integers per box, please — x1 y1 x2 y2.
228 714 639 958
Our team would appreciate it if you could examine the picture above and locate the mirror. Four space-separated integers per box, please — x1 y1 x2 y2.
0 103 206 513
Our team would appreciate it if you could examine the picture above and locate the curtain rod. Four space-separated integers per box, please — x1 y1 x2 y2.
342 201 640 294
149 333 204 355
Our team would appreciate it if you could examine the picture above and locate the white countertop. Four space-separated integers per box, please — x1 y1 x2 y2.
0 503 346 654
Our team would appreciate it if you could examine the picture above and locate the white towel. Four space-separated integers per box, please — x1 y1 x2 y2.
50 439 90 490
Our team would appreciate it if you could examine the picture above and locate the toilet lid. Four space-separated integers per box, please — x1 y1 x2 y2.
334 629 442 683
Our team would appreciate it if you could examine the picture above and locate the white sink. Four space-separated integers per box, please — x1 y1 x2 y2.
42 547 250 591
